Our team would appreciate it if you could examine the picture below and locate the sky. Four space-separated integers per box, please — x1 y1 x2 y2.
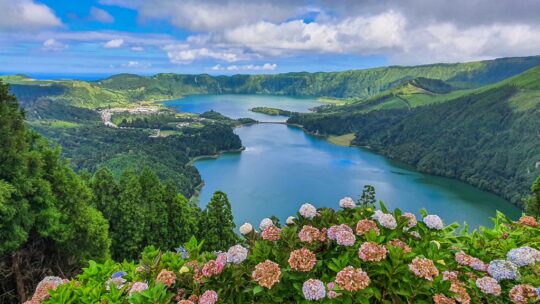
0 0 539 78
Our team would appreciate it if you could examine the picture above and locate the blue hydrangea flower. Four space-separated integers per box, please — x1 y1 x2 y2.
536 287 540 299
175 247 189 259
506 246 540 267
487 260 519 281
111 271 127 279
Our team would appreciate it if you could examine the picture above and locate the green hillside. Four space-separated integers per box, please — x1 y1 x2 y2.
290 66 540 204
5 56 540 109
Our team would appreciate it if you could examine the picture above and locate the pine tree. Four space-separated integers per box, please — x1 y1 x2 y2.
359 185 376 207
164 181 198 250
113 169 146 260
139 167 169 247
90 167 119 220
200 191 238 251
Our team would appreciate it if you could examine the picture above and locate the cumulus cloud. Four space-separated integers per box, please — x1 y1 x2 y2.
164 44 250 64
211 63 277 71
42 38 67 51
0 0 61 31
100 0 540 65
103 38 124 48
89 7 114 23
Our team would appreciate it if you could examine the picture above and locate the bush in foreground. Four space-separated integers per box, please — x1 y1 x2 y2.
29 200 540 303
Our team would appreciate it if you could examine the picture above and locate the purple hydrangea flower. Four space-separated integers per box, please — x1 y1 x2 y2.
302 279 326 300
487 259 519 281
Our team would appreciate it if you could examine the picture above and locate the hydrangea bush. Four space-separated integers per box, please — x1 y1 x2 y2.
29 199 540 303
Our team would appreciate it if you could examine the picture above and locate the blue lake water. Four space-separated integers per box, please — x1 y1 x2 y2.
165 95 521 229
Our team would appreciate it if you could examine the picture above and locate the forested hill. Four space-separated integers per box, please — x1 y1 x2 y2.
289 66 540 204
4 56 540 107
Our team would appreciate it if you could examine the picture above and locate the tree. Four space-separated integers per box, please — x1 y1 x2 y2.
359 185 376 207
139 167 168 247
112 169 146 260
199 191 238 251
164 181 198 250
90 167 119 220
525 175 540 217
0 81 110 302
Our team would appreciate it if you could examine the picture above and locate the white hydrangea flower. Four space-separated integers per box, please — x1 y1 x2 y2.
239 223 253 235
339 197 356 209
286 216 296 225
377 213 397 229
226 244 248 264
299 203 317 219
507 246 540 267
371 210 384 221
259 218 273 230
423 214 444 230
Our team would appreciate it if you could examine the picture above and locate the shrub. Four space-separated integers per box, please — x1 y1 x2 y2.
29 200 540 303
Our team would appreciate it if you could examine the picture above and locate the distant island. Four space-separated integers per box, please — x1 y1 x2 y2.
250 107 293 116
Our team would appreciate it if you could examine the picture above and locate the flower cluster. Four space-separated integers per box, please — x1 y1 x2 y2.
129 282 149 295
335 266 370 292
476 276 502 296
355 219 380 236
299 203 317 219
372 210 397 229
328 224 356 246
240 222 253 235
423 214 444 230
23 276 66 304
199 290 218 304
339 196 356 209
487 260 520 281
388 238 412 253
156 269 176 287
298 225 321 243
509 284 537 304
409 257 439 281
506 246 540 267
252 260 281 289
450 282 471 304
226 244 248 264
261 225 281 241
288 248 317 272
401 212 417 228
455 251 488 271
302 279 326 300
517 215 538 227
358 242 387 262
106 272 127 291
202 254 226 278
259 218 274 230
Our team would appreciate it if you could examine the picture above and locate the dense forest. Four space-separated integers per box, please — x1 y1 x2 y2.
289 67 540 205
0 82 239 303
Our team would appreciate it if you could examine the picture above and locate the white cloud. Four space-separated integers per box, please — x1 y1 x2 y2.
0 0 61 31
131 46 144 52
42 38 67 51
122 61 151 68
164 45 249 64
103 38 124 48
89 7 114 23
102 0 303 31
211 63 277 71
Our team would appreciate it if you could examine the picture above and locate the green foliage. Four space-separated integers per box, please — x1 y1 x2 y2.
0 80 110 303
359 185 376 207
250 107 293 116
199 191 239 251
525 176 540 217
42 201 540 304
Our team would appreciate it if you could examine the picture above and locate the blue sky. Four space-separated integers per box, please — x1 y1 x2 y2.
0 0 539 79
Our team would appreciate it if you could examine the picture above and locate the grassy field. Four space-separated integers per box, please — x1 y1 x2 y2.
327 133 356 146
